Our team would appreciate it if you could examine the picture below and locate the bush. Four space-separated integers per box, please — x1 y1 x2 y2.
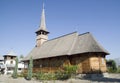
64 65 77 73
55 71 70 80
36 72 56 80
63 65 77 78
117 67 120 73
107 59 117 73
108 67 117 73
35 65 78 81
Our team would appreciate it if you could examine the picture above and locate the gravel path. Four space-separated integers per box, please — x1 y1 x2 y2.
0 74 120 83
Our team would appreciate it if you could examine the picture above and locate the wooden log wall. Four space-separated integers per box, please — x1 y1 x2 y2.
69 53 107 74
32 56 70 73
89 53 107 73
69 54 91 73
24 53 107 74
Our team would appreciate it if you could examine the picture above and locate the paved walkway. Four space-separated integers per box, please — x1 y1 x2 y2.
0 74 120 83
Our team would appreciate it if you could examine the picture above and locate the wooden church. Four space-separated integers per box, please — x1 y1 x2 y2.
23 5 109 74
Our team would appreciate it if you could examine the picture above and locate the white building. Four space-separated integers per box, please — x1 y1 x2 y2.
3 51 16 71
0 51 25 74
0 56 4 68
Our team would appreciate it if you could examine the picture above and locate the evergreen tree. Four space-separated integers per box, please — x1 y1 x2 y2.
27 57 33 80
12 57 18 78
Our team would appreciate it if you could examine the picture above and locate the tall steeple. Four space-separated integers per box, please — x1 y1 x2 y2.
36 3 49 47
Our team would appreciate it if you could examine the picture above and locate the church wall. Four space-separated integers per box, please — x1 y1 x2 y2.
69 54 91 73
25 53 107 73
89 54 107 73
69 53 107 74
32 56 70 73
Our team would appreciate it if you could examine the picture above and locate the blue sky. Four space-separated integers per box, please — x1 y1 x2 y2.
0 0 120 59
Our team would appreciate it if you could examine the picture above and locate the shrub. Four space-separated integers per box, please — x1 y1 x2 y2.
55 72 70 80
35 65 78 81
55 65 78 80
117 67 120 73
36 72 56 80
108 67 117 73
63 65 77 78
107 59 117 73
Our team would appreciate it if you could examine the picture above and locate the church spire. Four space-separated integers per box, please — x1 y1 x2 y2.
36 3 49 33
39 3 46 31
35 3 49 47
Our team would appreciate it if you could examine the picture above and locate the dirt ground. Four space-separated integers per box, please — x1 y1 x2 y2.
0 74 120 83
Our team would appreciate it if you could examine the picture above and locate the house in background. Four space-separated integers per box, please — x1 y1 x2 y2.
3 51 16 71
18 58 24 72
23 5 109 74
0 56 4 68
0 56 4 63
0 51 24 74
0 56 5 74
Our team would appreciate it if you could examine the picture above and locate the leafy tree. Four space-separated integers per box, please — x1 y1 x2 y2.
107 59 117 73
27 57 33 80
12 57 18 78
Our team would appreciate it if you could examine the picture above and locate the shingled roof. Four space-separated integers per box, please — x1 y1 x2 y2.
23 32 109 61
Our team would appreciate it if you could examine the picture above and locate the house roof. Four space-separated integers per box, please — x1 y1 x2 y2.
23 32 109 61
3 50 17 57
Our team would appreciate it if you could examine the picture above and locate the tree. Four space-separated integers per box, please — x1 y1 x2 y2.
27 57 33 80
12 57 18 78
107 59 117 73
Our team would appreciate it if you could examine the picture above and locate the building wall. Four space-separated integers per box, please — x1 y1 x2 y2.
0 60 4 68
69 54 91 73
36 34 48 47
33 56 70 68
90 54 107 73
4 56 16 66
5 60 16 65
70 53 107 73
26 53 107 73
32 56 70 73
